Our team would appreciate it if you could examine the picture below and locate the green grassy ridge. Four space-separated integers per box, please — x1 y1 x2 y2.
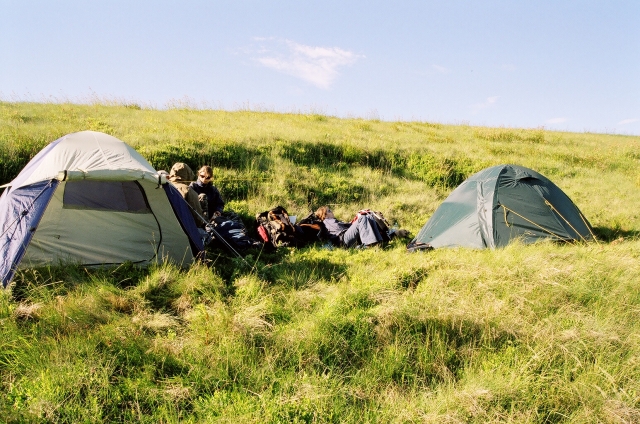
2 101 635 181
1 101 640 422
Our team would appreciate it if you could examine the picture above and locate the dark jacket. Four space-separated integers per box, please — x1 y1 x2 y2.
322 217 351 245
189 179 225 219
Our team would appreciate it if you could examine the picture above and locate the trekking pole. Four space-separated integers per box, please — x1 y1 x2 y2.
206 221 252 267
184 202 251 266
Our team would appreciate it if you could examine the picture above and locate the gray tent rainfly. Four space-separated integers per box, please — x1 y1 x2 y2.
0 130 204 288
407 164 596 251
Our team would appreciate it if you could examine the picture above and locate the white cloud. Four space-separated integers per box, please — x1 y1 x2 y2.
432 64 449 74
547 117 568 124
618 118 639 125
251 38 364 89
471 96 499 114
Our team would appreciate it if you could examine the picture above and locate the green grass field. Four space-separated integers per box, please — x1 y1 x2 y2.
1 101 639 423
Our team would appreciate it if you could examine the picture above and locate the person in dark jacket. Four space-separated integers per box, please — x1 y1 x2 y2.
189 165 225 221
315 206 384 248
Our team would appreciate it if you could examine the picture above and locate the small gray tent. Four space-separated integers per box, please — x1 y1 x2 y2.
407 164 595 251
0 131 204 287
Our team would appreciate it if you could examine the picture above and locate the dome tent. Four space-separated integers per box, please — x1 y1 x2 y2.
0 131 204 287
407 164 595 251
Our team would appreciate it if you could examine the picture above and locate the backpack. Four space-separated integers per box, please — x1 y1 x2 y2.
255 206 308 248
296 211 329 244
208 211 263 253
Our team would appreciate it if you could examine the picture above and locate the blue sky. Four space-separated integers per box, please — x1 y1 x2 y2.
1 1 639 135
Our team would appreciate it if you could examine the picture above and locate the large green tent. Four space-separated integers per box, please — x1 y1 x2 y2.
407 164 596 251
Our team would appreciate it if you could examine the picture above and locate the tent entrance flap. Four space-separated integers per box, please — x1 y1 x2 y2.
0 179 59 287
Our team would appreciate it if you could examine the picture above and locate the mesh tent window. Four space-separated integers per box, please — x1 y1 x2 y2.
63 180 150 213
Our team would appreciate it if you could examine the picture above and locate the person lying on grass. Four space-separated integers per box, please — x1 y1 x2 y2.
314 206 387 248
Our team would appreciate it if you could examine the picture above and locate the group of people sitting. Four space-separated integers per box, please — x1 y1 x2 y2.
162 162 408 250
160 162 224 226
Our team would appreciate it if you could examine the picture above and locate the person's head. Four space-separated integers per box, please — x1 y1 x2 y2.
197 165 213 184
168 162 195 182
315 206 334 221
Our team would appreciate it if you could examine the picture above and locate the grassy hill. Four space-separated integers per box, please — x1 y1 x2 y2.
1 101 639 423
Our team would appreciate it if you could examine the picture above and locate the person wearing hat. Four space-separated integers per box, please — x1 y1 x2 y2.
189 165 225 221
168 162 207 228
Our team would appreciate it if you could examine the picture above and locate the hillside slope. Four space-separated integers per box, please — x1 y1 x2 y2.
1 102 639 423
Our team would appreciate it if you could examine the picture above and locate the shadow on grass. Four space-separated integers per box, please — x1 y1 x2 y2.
591 226 640 243
142 140 476 203
260 253 348 290
306 310 518 389
204 242 347 292
10 262 151 302
282 140 475 188
381 316 517 387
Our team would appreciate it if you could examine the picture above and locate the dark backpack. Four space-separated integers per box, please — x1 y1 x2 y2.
255 206 308 248
296 211 329 244
208 211 263 253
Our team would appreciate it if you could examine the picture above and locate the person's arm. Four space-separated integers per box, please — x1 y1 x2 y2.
324 218 351 235
209 185 225 216
322 218 349 246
